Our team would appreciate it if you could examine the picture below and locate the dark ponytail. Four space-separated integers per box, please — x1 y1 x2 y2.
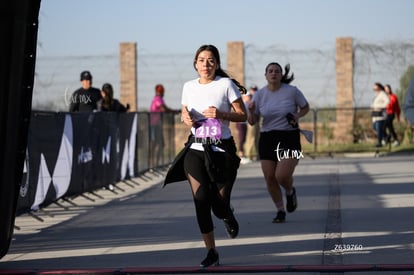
101 83 114 110
216 69 247 94
194 44 247 94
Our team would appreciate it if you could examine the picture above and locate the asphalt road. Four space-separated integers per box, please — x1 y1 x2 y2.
1 153 413 274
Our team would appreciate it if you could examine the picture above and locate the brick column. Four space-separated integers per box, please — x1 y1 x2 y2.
227 41 245 153
227 41 245 86
335 37 354 143
119 42 137 111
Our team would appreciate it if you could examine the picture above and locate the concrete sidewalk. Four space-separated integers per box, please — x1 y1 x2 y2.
0 154 413 274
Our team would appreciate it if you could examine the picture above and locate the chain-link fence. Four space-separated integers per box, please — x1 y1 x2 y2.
33 40 414 154
33 40 414 113
137 112 176 173
295 107 412 153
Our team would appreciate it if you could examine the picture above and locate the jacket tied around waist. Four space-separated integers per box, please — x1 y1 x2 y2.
163 134 241 186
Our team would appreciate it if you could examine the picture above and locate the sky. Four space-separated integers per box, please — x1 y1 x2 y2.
37 0 414 56
35 0 414 110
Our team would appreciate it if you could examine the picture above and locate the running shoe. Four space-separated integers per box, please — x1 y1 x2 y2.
240 157 252 164
286 187 297 213
223 212 239 239
200 249 219 268
272 210 286 223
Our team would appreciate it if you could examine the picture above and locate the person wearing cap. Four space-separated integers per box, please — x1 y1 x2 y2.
68 71 102 112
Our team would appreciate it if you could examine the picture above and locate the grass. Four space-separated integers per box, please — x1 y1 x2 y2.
302 142 414 156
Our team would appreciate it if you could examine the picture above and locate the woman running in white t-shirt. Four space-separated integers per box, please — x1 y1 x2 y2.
164 44 247 268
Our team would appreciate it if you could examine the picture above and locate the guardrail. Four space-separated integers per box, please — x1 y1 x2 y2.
16 107 412 216
17 111 176 216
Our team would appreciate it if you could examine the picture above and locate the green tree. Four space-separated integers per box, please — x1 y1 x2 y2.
395 65 414 104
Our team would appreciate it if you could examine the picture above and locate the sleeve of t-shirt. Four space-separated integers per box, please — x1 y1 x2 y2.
294 87 309 108
156 97 165 108
150 96 164 112
227 80 241 104
68 91 79 112
181 81 192 107
394 96 401 117
380 92 390 108
252 90 261 116
69 101 78 112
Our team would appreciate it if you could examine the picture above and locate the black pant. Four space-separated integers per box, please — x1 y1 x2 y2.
184 149 236 233
384 113 398 142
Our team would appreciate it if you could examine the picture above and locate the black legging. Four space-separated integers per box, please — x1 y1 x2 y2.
384 113 398 142
184 149 236 234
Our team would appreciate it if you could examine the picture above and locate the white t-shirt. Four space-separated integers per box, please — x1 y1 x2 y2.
371 90 390 122
181 76 241 142
253 83 308 132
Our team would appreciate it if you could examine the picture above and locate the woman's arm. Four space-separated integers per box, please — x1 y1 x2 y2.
247 101 259 125
297 103 310 119
202 98 247 122
225 97 247 122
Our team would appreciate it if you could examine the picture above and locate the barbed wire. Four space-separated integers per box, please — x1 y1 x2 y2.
353 39 414 105
33 40 414 111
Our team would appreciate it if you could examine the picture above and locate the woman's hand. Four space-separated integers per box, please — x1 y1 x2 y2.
247 101 258 125
202 106 220 119
203 100 247 122
181 106 194 126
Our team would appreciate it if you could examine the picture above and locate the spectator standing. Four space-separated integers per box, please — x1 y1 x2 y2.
384 84 401 146
371 82 390 148
164 45 247 268
244 85 259 161
68 71 102 112
149 84 178 167
236 92 251 164
98 83 129 112
97 83 128 191
247 62 309 223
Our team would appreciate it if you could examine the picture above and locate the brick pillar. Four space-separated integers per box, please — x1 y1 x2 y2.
227 41 245 153
335 37 354 143
227 41 245 86
119 42 137 111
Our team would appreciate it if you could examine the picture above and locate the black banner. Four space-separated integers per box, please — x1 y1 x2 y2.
18 112 68 214
17 112 138 215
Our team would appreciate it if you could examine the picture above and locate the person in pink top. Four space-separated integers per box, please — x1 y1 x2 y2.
149 84 178 166
384 84 401 146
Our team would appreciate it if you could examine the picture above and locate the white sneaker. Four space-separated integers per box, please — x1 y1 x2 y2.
392 140 400 147
240 157 252 164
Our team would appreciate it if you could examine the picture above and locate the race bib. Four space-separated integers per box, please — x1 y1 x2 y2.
194 118 221 139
